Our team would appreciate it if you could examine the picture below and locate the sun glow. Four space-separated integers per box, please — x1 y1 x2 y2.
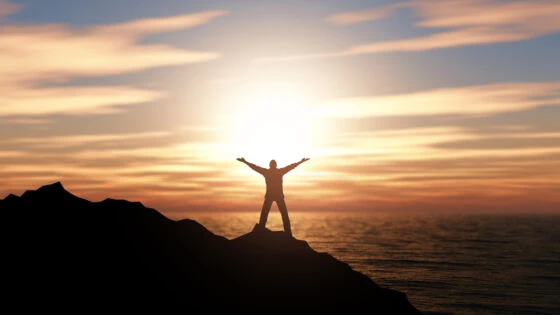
226 90 322 167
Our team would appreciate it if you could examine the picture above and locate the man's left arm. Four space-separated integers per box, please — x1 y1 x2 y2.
281 158 310 174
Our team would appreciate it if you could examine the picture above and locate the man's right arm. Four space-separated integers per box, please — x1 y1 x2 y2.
237 157 266 174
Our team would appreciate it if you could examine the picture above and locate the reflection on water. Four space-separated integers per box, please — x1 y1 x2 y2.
170 212 560 315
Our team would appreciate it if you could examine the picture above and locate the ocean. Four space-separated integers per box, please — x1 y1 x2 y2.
172 212 560 315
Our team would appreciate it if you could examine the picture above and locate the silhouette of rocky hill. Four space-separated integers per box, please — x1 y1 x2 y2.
0 182 422 314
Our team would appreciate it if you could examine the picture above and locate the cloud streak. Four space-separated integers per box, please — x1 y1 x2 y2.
317 81 560 118
7 131 171 149
1 86 163 116
266 0 560 61
0 0 20 19
0 5 227 117
325 2 411 25
369 0 560 51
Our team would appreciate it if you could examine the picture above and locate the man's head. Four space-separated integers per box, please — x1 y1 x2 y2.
269 159 277 169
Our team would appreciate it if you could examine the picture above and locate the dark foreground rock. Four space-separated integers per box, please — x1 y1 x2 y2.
0 182 422 314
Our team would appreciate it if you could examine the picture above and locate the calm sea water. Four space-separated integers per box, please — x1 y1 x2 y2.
170 212 560 315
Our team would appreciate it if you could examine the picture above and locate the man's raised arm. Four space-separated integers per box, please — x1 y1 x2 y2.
237 157 266 175
281 157 310 174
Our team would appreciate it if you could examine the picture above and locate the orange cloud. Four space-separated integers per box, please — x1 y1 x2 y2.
318 81 560 118
0 8 227 117
2 121 560 212
3 118 559 213
0 85 163 116
8 131 171 148
0 117 51 125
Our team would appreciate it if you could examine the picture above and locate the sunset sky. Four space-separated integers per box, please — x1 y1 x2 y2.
1 0 559 214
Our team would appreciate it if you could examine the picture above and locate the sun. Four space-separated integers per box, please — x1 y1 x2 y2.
225 89 321 167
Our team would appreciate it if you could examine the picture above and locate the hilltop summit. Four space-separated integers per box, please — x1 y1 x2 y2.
0 182 422 313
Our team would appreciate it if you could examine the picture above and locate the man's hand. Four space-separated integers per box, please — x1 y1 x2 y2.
237 157 246 163
300 157 310 163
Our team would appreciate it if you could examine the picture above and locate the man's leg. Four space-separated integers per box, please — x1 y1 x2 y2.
258 197 274 229
276 198 292 236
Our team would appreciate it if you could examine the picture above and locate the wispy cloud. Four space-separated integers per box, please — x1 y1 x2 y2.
266 0 560 61
0 4 227 117
325 2 411 25
359 0 560 52
95 10 227 36
317 82 560 118
1 10 227 82
0 117 51 125
7 131 171 149
0 86 163 116
0 0 20 19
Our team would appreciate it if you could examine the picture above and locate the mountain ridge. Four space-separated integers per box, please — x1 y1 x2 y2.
0 182 423 314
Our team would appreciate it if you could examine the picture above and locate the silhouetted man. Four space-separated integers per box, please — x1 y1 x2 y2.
237 157 310 237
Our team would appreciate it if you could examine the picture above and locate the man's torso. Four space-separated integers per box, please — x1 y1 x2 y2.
263 169 284 199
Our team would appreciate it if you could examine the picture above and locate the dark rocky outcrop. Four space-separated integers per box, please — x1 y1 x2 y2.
0 182 422 314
